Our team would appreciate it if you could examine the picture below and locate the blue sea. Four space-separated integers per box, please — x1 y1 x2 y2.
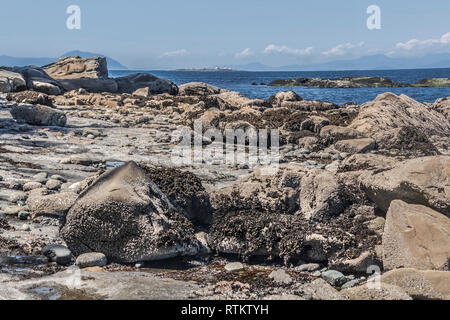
110 68 450 105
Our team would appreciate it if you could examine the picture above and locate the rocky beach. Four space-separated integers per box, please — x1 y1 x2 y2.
0 56 449 300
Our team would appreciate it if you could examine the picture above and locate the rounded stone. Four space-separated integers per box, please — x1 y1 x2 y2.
75 252 108 268
4 205 26 216
321 270 346 287
23 181 43 192
224 262 245 272
46 179 63 190
33 172 48 183
9 191 28 203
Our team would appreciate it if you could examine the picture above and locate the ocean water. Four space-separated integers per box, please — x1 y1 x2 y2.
110 68 450 105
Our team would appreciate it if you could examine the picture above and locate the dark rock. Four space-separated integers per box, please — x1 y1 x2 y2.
10 104 67 127
321 270 346 286
143 166 213 225
6 91 53 106
60 161 200 263
116 73 178 95
43 244 72 265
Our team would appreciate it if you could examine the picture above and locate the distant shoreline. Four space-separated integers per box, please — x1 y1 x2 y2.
109 66 450 73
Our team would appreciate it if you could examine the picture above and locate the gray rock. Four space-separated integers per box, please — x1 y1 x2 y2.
334 138 376 154
9 191 28 203
2 66 63 94
224 262 245 272
23 181 43 191
269 269 293 285
294 278 344 300
321 270 346 287
43 244 72 265
341 279 361 290
75 252 108 268
360 156 450 217
32 172 48 183
10 104 67 127
45 179 63 190
299 169 344 220
296 263 321 272
27 192 78 217
4 205 26 216
0 69 27 92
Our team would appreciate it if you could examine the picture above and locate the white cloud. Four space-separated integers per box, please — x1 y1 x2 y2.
322 42 365 57
235 48 253 58
395 32 450 51
160 49 188 58
264 44 313 56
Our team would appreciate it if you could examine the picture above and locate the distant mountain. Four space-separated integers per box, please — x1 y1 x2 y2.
228 53 450 71
61 51 128 70
0 51 128 70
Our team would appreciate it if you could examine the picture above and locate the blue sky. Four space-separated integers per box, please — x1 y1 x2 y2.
1 0 450 69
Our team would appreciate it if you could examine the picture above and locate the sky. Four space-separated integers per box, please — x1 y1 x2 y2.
1 0 450 69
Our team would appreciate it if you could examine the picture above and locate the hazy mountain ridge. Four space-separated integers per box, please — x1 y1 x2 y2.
226 53 450 71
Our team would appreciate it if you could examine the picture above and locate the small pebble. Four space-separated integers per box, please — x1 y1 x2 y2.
20 224 31 231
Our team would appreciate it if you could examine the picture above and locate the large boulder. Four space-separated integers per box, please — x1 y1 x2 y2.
349 93 450 137
208 211 308 261
211 163 306 215
10 104 67 127
1 66 62 95
381 268 450 300
0 69 26 93
342 283 412 300
115 73 178 95
143 166 212 225
178 82 224 96
319 125 365 144
44 56 109 79
57 78 119 93
299 169 344 221
373 126 440 158
300 116 330 133
360 156 450 216
382 200 450 271
433 97 450 120
334 138 376 154
60 161 200 263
